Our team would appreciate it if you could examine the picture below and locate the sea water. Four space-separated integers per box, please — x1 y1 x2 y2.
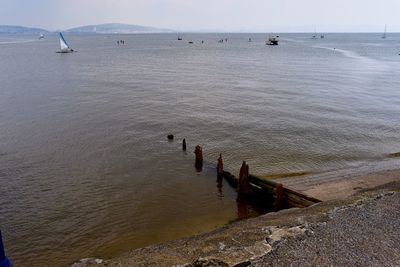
0 33 399 266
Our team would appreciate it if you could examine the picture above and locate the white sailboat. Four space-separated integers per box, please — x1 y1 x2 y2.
382 24 387 39
57 32 74 53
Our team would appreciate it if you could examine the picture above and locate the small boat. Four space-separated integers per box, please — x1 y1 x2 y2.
177 29 183 40
266 36 279 45
311 26 318 39
382 24 387 39
56 32 74 53
39 33 45 40
188 41 194 44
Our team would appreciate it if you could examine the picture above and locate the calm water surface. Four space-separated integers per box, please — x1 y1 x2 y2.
0 33 400 266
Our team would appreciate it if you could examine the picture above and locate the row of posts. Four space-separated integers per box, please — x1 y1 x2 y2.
190 140 284 210
171 135 285 209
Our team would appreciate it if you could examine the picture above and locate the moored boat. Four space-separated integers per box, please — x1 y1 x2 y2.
266 36 279 45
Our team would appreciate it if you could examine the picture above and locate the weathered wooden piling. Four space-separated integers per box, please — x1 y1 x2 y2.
247 175 321 208
194 145 203 171
216 154 224 185
194 145 203 163
222 169 321 210
237 161 250 195
217 154 224 178
182 139 187 151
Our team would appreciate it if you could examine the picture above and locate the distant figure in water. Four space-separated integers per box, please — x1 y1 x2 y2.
201 40 204 44
225 38 228 42
117 41 120 45
248 38 252 42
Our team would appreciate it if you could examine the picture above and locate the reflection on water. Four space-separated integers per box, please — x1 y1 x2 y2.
0 33 400 266
236 198 268 221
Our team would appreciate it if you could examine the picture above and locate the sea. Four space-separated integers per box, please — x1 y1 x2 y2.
0 33 399 266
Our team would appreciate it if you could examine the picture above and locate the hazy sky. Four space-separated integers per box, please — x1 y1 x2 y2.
1 0 399 32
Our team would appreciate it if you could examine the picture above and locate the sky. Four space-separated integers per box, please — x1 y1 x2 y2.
1 0 399 32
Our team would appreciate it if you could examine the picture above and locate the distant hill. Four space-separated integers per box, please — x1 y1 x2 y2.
66 23 173 34
0 25 48 34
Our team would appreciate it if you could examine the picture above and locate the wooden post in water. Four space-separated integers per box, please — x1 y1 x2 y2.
182 139 187 151
194 145 203 171
216 153 224 185
217 154 224 178
237 161 250 195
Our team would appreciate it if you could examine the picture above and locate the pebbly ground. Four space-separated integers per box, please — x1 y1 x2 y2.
252 189 400 267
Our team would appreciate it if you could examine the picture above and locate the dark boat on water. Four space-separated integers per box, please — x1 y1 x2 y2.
266 36 279 45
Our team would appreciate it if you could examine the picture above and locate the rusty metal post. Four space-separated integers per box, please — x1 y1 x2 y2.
237 161 250 195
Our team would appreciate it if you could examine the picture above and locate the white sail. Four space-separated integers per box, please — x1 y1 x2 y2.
59 32 70 51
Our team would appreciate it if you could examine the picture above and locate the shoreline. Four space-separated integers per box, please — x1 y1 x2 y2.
73 163 400 267
267 165 400 201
